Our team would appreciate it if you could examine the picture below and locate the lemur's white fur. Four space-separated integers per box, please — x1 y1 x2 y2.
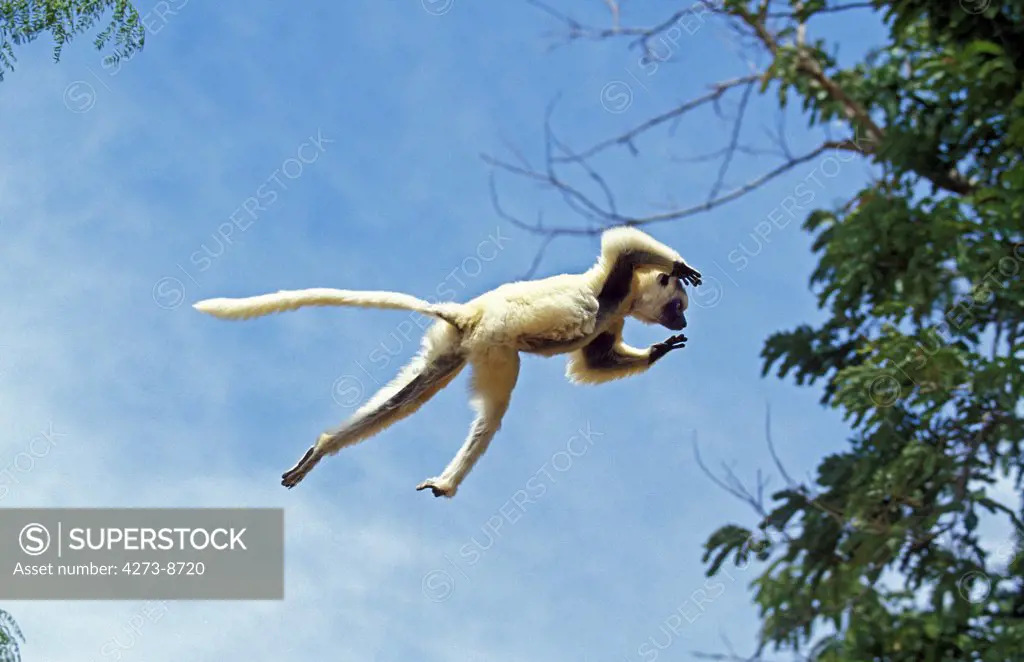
193 226 701 498
193 288 464 327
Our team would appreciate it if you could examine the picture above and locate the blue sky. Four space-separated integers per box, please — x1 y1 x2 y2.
0 1 1019 660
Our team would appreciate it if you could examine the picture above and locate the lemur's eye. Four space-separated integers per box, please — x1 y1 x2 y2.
658 273 670 286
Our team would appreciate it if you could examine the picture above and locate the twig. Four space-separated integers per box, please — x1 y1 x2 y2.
765 1 876 19
669 144 784 163
709 78 756 202
554 74 763 163
486 140 850 235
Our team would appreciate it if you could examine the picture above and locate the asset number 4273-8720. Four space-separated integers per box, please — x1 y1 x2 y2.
121 561 206 576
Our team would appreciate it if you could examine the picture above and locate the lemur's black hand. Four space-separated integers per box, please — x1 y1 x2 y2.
649 333 688 364
672 261 702 287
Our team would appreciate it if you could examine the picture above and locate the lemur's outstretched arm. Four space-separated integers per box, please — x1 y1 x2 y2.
598 226 702 287
416 348 520 498
566 322 688 385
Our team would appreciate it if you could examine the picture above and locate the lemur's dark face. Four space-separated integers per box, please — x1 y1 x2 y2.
656 273 688 330
632 271 689 330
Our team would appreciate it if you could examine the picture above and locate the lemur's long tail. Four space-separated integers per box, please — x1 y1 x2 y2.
193 288 464 326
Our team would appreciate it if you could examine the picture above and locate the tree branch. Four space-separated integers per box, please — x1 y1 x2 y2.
485 139 850 236
709 78 756 202
503 0 973 274
558 73 764 163
524 0 695 60
766 1 877 19
725 1 973 196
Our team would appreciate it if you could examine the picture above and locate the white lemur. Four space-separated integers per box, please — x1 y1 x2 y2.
193 226 701 498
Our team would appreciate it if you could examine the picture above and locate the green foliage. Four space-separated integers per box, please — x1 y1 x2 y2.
0 0 144 81
704 1 1024 659
0 610 23 662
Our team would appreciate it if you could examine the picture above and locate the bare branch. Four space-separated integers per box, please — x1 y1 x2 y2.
628 9 694 60
709 78 756 201
765 1 876 19
523 0 697 61
723 1 973 195
693 436 759 507
695 432 793 550
528 0 971 201
764 404 797 486
498 134 535 172
545 121 619 216
486 170 578 279
486 139 851 236
669 144 785 163
486 170 554 236
482 153 610 229
554 74 764 163
540 96 611 224
770 107 794 160
520 233 558 280
760 403 884 534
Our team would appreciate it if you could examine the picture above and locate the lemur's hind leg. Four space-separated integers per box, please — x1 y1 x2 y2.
416 348 520 498
282 323 466 489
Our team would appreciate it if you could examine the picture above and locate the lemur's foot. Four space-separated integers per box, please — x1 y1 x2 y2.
672 261 702 287
649 334 688 363
281 433 330 488
282 446 320 488
415 478 457 498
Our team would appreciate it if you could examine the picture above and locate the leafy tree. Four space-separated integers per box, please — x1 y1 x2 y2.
0 609 22 662
0 0 144 81
497 0 1024 659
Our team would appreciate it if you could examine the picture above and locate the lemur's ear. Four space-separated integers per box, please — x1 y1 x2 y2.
658 273 671 286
